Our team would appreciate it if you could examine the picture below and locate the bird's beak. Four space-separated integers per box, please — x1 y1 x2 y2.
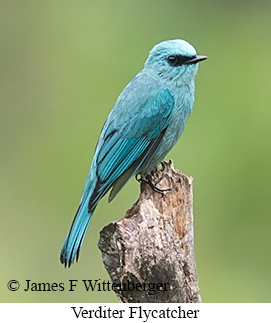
185 55 208 65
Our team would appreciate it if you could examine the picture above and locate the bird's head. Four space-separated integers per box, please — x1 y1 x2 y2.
144 39 207 86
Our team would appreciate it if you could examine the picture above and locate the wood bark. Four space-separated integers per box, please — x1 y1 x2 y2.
98 160 201 303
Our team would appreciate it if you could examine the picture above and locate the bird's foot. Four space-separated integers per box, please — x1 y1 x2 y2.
159 160 167 172
136 172 172 197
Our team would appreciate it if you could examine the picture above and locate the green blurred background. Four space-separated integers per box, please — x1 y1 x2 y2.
1 0 271 302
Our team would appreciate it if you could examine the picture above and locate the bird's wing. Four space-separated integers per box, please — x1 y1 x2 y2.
88 88 175 210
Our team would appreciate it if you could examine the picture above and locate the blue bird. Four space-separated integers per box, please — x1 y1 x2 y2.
60 39 207 267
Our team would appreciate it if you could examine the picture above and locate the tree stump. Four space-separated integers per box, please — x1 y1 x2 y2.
98 160 201 303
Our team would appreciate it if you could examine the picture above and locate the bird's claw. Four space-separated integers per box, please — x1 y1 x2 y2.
136 173 172 197
160 161 166 172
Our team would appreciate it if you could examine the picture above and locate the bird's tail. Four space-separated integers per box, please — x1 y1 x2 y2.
60 198 94 267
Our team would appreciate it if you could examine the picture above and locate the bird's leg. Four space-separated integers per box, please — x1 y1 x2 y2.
136 173 172 197
150 166 158 176
152 172 166 186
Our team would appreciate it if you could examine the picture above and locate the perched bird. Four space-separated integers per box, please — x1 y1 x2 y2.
60 39 207 267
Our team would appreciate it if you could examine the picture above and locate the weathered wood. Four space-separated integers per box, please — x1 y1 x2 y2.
98 160 201 303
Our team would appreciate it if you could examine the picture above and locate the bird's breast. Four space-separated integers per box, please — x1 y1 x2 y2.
139 90 194 175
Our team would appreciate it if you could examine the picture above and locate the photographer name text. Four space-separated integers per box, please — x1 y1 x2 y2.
21 279 169 294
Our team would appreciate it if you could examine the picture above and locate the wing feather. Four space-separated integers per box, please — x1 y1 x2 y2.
87 88 175 210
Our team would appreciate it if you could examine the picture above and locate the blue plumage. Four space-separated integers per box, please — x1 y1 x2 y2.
60 39 207 267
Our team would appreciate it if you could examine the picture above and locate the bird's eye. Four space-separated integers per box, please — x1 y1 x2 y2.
167 55 178 66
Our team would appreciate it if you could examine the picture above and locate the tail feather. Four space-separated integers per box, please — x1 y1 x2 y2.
60 199 94 267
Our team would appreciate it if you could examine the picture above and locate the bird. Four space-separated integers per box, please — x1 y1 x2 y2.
60 39 207 267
